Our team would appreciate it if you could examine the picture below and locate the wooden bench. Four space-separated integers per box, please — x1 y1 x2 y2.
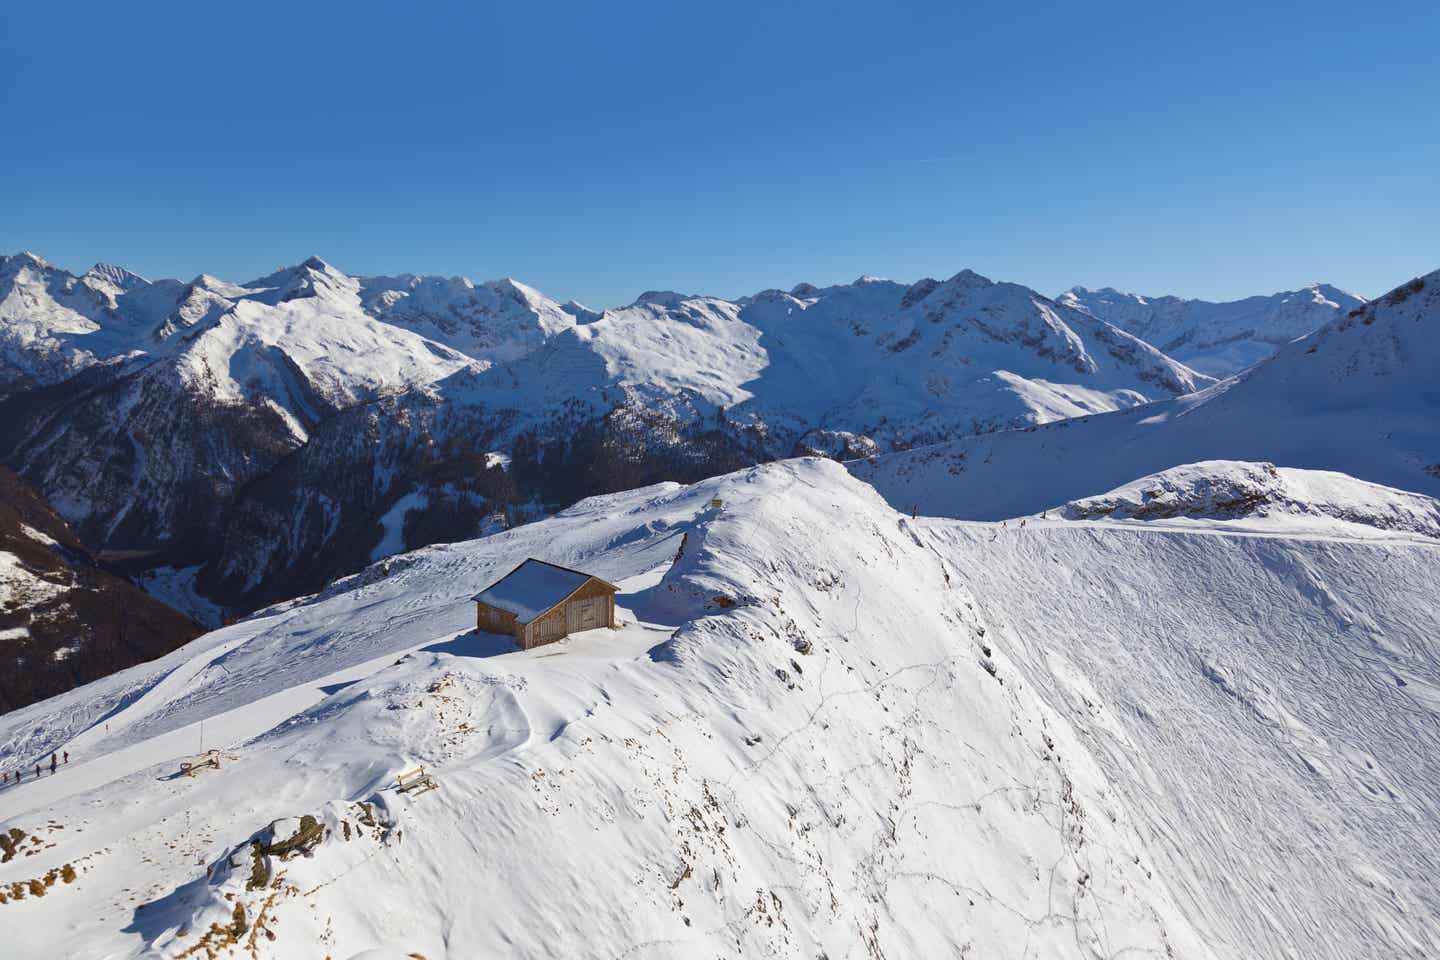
395 766 438 797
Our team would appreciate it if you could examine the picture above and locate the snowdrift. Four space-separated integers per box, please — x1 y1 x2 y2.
0 458 1435 959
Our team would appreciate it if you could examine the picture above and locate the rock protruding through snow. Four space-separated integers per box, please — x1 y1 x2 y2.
1058 460 1440 539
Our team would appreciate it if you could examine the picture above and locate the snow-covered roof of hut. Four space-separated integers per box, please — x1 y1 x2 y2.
471 558 615 623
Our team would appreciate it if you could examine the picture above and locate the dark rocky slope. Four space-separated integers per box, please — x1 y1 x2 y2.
0 467 200 712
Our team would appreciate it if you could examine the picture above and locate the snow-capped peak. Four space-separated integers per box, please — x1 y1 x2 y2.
631 289 699 307
247 255 346 285
0 251 55 277
243 256 355 300
490 276 564 313
852 264 1440 523
562 299 601 323
946 267 994 288
83 263 149 291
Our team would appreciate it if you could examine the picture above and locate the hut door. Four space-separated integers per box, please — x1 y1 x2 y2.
568 595 605 633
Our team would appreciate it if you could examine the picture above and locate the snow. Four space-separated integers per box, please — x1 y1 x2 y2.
369 492 429 562
0 255 499 548
853 270 1440 518
358 273 582 363
0 551 67 606
185 271 481 416
1057 460 1440 539
0 254 162 395
924 511 1440 959
138 566 225 627
414 266 1216 466
471 558 594 623
0 252 1231 597
0 457 1435 959
1059 282 1366 376
3 250 1218 459
18 524 58 548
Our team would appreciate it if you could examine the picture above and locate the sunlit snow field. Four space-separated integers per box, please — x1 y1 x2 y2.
0 458 1435 959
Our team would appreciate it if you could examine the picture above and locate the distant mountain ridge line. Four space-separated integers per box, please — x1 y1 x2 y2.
1 248 1360 315
1057 281 1365 376
0 249 1373 630
852 266 1438 520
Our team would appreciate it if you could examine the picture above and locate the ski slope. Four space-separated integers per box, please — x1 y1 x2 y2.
0 458 1436 959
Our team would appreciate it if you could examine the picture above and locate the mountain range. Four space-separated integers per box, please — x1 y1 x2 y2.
0 249 1437 958
1058 282 1365 376
854 269 1439 519
0 253 1252 619
0 251 1408 711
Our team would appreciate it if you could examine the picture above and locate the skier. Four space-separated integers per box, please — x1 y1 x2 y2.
35 763 41 778
2 771 7 784
50 753 58 774
63 751 69 764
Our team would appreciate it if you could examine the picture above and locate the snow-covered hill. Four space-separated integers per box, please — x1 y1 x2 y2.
855 269 1440 519
1059 282 1365 376
1057 460 1440 537
0 457 1434 959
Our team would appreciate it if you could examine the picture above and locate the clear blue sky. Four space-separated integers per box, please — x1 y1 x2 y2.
3 0 1436 307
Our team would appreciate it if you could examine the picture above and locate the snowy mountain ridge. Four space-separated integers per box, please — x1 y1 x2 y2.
1057 460 1440 538
0 457 1435 959
1058 281 1365 376
855 268 1440 519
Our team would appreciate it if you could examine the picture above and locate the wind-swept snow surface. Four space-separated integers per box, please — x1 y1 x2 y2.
926 510 1440 959
0 458 1436 958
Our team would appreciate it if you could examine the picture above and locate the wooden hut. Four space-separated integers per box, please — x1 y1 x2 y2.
472 558 619 649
